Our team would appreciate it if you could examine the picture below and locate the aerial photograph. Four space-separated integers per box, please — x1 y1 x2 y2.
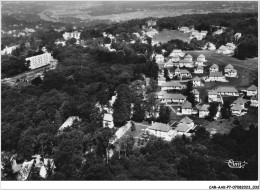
1 1 258 189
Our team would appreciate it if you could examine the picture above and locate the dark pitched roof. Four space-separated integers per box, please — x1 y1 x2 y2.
231 103 243 111
179 116 193 124
209 72 224 78
163 93 186 100
175 123 191 132
161 81 184 87
210 64 219 69
216 86 238 93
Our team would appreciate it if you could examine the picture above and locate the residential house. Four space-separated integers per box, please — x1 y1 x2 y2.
209 64 219 72
184 54 193 62
146 122 174 141
217 45 233 55
170 49 185 58
174 68 192 78
155 54 164 63
224 64 234 73
232 98 249 109
173 116 195 136
179 59 194 68
194 66 204 74
246 85 258 96
161 81 185 91
169 54 180 62
179 116 195 128
103 113 114 128
192 76 202 87
192 89 200 103
147 20 157 27
250 95 258 107
158 76 166 86
208 89 223 103
225 68 238 78
197 54 206 62
216 86 239 96
59 116 81 131
164 59 175 68
158 93 186 104
208 72 226 82
198 104 210 118
145 28 158 37
181 100 192 115
179 26 189 32
231 103 244 116
155 90 168 99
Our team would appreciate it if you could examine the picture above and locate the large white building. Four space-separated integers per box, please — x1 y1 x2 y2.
1 45 19 55
25 53 54 70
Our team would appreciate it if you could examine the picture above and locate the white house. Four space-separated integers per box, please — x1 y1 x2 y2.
246 85 258 96
158 76 166 86
194 66 204 74
164 59 175 68
158 93 186 104
250 95 258 107
215 86 239 96
217 45 233 55
208 72 226 82
179 60 194 68
209 64 219 72
181 100 192 115
146 122 174 141
179 26 190 32
197 54 206 62
173 116 195 136
179 116 194 128
208 90 223 103
170 49 185 57
192 76 201 87
103 113 114 128
192 89 200 103
161 81 185 91
200 30 208 36
156 90 168 99
225 68 237 78
59 116 81 131
145 28 159 37
231 103 244 116
170 54 180 62
224 64 234 73
198 104 210 118
155 54 164 63
184 54 193 61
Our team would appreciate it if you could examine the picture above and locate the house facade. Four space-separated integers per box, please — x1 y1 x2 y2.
170 55 180 62
192 89 200 103
208 90 223 103
158 76 166 86
174 68 192 78
170 49 185 57
209 64 219 72
155 54 164 63
181 100 192 115
25 53 54 70
192 76 201 87
246 85 258 96
198 104 210 118
103 113 114 128
179 60 194 68
184 54 193 61
158 93 186 104
225 68 237 77
194 66 204 74
250 95 258 107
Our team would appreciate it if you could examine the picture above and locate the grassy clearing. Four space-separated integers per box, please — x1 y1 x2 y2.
153 29 190 43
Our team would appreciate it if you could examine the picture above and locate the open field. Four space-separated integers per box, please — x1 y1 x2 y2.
153 30 190 43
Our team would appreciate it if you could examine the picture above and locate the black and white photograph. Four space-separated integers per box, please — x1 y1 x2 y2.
1 1 259 189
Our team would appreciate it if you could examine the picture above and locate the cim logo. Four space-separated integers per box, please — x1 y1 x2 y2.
224 159 248 168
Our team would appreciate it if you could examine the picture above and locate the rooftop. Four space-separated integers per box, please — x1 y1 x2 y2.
231 103 243 111
161 81 184 87
216 86 238 93
148 122 172 132
199 104 210 111
233 98 249 105
197 54 205 58
104 113 113 121
247 85 258 91
59 116 80 131
192 76 200 81
163 93 186 100
185 54 192 58
210 63 219 69
225 64 234 69
179 116 193 124
208 89 218 95
175 123 191 132
181 100 192 109
209 72 224 78
192 89 200 95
